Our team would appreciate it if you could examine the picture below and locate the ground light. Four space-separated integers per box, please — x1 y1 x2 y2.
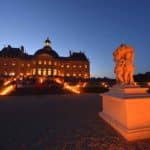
54 78 80 94
63 83 80 94
0 84 16 95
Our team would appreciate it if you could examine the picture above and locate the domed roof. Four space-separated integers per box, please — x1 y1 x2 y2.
34 46 59 58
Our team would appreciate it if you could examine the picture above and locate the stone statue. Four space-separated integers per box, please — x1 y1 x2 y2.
113 44 135 85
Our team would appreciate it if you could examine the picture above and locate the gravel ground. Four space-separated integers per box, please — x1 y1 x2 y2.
0 94 149 150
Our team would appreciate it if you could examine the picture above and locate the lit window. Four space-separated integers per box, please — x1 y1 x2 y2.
9 72 15 76
33 69 36 75
61 65 64 68
38 69 41 75
66 73 70 77
12 63 16 66
79 73 81 77
84 74 88 78
85 65 88 68
48 61 51 65
44 60 47 65
57 71 60 76
73 65 76 68
79 65 82 68
53 69 57 76
43 69 47 76
66 64 70 68
27 64 30 67
61 73 64 77
4 72 8 76
73 73 76 77
4 63 7 66
21 64 24 67
38 60 42 65
26 72 31 76
54 62 57 66
48 69 51 76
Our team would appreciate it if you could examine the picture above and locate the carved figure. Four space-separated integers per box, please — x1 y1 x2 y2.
114 59 125 83
113 44 135 85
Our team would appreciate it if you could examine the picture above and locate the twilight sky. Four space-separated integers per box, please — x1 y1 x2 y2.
0 0 150 78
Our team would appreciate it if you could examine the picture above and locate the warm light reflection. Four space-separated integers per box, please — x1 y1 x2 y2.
0 85 15 95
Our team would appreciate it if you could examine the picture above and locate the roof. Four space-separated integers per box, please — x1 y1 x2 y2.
0 45 89 62
0 45 32 59
69 52 89 61
34 46 59 58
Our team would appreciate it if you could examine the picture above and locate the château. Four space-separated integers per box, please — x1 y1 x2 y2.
0 38 90 79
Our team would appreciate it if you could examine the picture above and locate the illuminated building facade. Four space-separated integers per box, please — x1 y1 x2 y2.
0 38 90 79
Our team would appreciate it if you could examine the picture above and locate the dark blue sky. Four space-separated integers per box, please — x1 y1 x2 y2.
0 0 150 77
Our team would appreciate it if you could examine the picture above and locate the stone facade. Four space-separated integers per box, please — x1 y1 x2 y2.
0 39 90 79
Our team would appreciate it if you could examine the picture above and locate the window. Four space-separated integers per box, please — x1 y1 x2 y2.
12 63 16 66
85 65 88 68
38 69 41 75
53 69 57 76
26 72 31 76
38 60 42 65
66 73 70 77
79 73 81 77
84 74 88 78
73 73 76 77
9 72 15 76
61 65 64 68
48 61 51 65
48 69 51 76
44 60 47 65
73 65 76 68
54 62 57 66
27 64 30 67
66 64 70 68
4 72 8 76
79 65 82 68
43 69 47 76
33 69 36 75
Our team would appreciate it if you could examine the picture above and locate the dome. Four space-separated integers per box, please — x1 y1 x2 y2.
34 46 59 58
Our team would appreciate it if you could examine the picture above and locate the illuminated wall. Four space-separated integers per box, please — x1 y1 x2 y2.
0 40 90 79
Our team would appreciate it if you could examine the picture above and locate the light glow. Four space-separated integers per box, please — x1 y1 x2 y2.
63 83 80 94
3 80 11 86
54 78 80 94
0 85 15 95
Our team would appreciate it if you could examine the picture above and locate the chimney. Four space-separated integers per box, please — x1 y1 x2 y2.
69 50 72 56
20 46 24 53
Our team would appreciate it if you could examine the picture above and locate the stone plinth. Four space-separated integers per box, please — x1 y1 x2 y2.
99 86 150 141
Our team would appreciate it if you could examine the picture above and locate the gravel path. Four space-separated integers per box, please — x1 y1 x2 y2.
0 94 149 150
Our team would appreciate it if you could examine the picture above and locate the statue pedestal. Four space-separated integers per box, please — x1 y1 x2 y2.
99 86 150 141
